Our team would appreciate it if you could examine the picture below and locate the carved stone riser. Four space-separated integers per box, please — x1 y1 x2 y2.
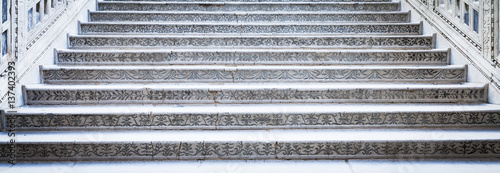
24 84 487 105
6 111 500 130
1 140 500 161
97 2 400 12
89 12 410 23
79 23 421 35
56 50 449 65
40 66 466 84
68 35 434 49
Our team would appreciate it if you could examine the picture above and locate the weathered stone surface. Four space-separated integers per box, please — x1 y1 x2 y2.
6 110 500 130
89 11 410 23
56 50 448 65
97 2 400 12
24 84 487 105
68 35 433 49
2 140 500 161
79 23 421 35
40 66 466 84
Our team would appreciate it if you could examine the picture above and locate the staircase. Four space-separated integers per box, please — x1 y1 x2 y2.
2 0 500 162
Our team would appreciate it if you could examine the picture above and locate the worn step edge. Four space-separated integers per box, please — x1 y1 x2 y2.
2 160 500 173
96 2 400 12
101 0 394 2
88 11 409 15
3 104 500 130
22 83 488 105
96 2 400 5
1 130 500 160
99 0 391 2
55 49 449 65
78 22 421 35
39 65 466 84
68 34 435 49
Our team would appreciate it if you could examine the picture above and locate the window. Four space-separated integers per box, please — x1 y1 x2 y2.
2 0 6 23
473 9 478 33
2 31 6 56
464 3 469 25
35 2 40 23
28 8 33 31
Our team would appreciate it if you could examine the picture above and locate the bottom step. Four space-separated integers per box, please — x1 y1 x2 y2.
1 130 500 161
1 160 500 173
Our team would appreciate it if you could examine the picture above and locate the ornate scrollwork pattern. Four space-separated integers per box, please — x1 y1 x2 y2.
6 111 500 130
25 87 485 104
1 140 499 160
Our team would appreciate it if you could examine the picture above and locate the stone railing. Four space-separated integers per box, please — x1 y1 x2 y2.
404 0 500 93
0 0 93 109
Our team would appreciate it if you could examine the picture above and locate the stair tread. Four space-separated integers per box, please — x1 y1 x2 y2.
13 103 500 114
70 34 431 38
56 48 448 52
2 160 499 173
25 83 485 89
5 129 500 142
41 64 465 69
97 2 400 4
90 11 409 14
81 21 417 25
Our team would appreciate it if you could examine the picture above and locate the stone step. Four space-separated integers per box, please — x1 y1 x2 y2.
23 83 487 105
68 35 434 49
101 0 393 2
55 49 449 66
39 65 466 84
1 130 499 161
4 104 500 130
89 11 410 23
3 160 500 173
97 2 400 12
79 22 421 35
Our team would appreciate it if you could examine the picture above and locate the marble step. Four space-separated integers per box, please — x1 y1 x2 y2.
1 129 500 161
3 160 500 173
97 2 400 12
4 104 500 130
89 11 410 23
55 49 449 66
101 0 393 2
23 83 487 105
39 65 466 84
101 0 394 2
68 35 434 49
79 22 421 35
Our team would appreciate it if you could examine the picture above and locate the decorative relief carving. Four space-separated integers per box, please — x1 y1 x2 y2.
80 23 421 35
24 87 486 104
41 68 466 83
68 36 433 48
89 12 409 23
56 51 449 65
7 111 500 129
1 140 499 160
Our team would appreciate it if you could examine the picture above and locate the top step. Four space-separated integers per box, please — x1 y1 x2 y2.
97 2 400 12
102 0 392 2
